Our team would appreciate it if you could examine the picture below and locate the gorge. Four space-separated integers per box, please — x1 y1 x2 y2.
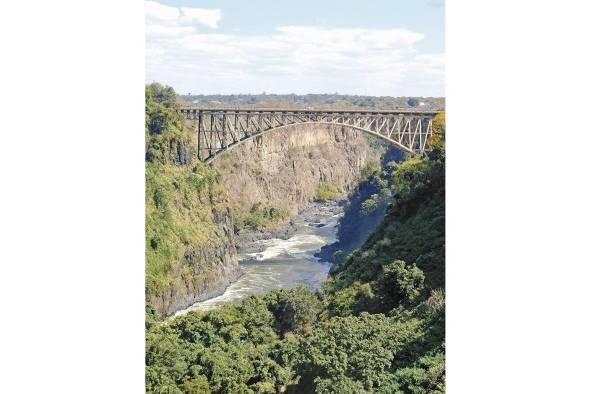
146 83 388 317
171 133 408 316
145 83 446 393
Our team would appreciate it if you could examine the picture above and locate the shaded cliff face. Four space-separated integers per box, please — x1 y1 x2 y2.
316 147 405 264
213 124 380 222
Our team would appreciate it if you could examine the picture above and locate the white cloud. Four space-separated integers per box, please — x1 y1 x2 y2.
145 1 220 28
146 24 195 38
145 1 444 96
145 1 179 22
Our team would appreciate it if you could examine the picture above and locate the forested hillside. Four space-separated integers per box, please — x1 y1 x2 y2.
145 83 240 316
146 114 445 393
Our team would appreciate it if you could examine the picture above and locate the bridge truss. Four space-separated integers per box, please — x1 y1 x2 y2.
179 108 441 163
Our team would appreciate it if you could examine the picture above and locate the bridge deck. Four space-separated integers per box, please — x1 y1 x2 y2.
179 107 442 115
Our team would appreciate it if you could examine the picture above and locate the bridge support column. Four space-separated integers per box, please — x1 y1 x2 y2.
197 110 202 161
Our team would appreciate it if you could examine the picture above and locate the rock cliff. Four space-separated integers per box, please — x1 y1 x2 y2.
213 124 380 225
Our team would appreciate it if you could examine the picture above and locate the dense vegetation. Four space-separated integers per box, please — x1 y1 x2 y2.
146 113 445 393
145 83 232 299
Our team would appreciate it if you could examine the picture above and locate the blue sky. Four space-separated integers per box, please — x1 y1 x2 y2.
146 0 444 96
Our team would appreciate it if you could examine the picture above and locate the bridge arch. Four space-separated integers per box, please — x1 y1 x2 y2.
179 108 440 163
203 121 415 164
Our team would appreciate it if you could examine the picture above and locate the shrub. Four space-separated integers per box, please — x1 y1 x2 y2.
237 203 289 230
315 182 340 202
361 194 381 215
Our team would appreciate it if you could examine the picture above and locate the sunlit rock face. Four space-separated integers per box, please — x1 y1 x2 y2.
213 124 378 218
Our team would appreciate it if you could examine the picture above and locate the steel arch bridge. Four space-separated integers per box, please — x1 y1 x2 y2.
179 107 442 163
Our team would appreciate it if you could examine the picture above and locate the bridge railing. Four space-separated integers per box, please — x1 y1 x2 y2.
178 106 441 115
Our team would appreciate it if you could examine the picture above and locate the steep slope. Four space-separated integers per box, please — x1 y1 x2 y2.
145 83 240 317
316 147 404 263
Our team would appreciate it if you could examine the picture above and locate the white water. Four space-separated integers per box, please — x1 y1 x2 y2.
173 205 341 317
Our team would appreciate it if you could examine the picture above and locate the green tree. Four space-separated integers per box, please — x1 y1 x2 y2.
391 156 429 200
265 286 323 336
292 313 421 392
182 376 212 394
377 260 425 309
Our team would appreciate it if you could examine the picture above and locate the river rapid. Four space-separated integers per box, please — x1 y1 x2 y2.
173 201 343 317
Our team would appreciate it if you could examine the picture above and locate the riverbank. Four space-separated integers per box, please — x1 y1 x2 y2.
235 199 344 255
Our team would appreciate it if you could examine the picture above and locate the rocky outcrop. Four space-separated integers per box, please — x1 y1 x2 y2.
213 124 380 221
171 140 194 165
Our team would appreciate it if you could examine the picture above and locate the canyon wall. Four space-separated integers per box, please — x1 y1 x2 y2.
213 124 380 221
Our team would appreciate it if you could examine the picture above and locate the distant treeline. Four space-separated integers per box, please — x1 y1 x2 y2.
179 93 445 111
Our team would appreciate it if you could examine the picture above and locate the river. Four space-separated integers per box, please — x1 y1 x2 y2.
173 201 342 317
